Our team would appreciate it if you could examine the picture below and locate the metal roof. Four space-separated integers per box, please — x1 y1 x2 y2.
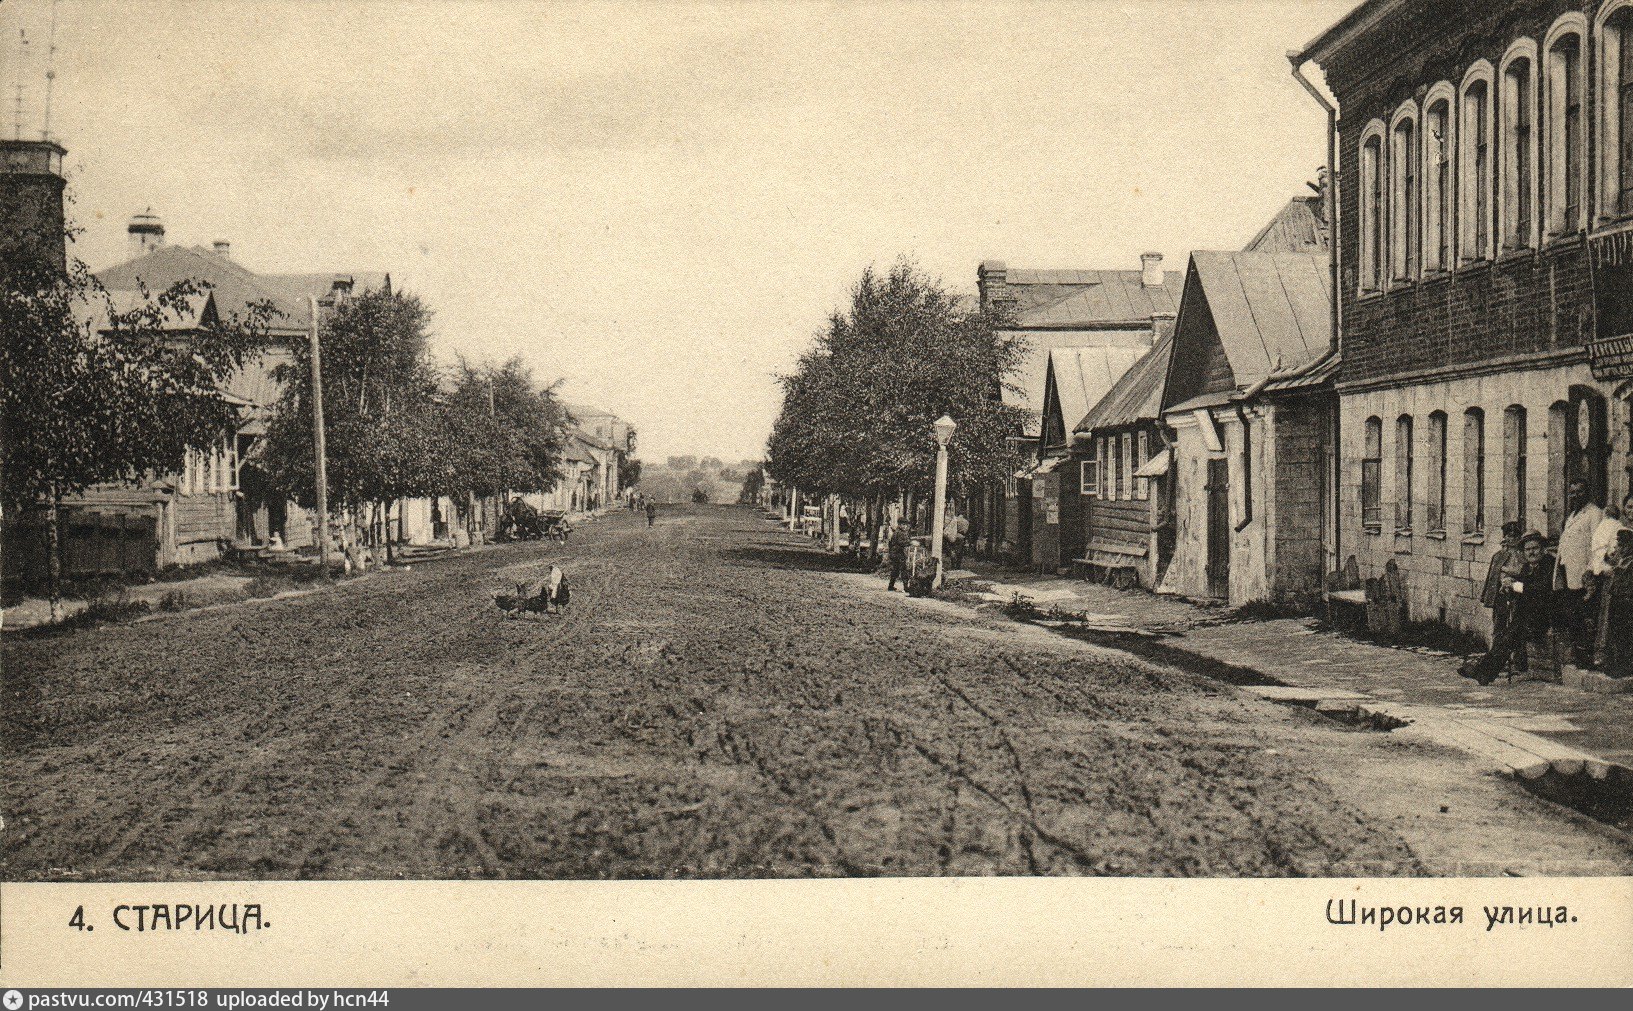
1014 270 1183 327
1188 250 1332 391
96 245 309 336
1074 331 1175 434
1243 196 1329 255
1048 345 1148 439
1003 328 1155 435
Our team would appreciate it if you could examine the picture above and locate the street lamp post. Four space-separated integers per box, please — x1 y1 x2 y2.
307 296 332 575
930 414 956 589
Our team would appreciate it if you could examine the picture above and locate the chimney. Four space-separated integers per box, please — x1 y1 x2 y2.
127 208 165 258
0 139 69 275
977 260 1011 314
1141 252 1164 288
212 239 231 258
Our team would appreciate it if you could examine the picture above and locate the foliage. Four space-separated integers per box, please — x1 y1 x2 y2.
690 487 710 504
440 357 568 499
618 455 643 489
765 260 1026 499
259 289 449 510
739 466 765 504
0 255 269 511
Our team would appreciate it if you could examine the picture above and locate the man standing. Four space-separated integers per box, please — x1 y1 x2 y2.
886 521 911 592
1590 496 1632 667
645 500 657 527
1555 480 1605 667
1461 531 1556 685
1480 521 1525 647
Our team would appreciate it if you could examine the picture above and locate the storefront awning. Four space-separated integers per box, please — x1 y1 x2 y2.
1134 448 1171 478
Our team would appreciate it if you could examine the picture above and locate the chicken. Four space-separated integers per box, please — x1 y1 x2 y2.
491 566 568 619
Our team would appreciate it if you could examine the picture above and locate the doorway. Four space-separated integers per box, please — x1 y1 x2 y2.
1205 458 1230 600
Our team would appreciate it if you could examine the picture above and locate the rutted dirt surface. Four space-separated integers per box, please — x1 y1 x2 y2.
5 505 1630 880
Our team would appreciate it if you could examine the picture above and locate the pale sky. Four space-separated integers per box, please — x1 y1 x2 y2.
3 0 1357 463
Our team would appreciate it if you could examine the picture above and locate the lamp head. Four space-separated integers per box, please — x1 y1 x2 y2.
933 414 956 447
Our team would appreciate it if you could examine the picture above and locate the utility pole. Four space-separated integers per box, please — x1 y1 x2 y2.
308 297 332 574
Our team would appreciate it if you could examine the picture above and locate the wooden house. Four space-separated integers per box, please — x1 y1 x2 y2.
1159 250 1335 607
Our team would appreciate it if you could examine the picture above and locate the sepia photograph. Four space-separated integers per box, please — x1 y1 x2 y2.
2 0 1632 988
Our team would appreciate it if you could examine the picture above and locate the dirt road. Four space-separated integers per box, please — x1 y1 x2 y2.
6 505 1630 879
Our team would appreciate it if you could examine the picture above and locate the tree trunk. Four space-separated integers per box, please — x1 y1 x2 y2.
46 497 62 623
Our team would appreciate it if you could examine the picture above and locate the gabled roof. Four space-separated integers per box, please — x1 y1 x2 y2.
95 245 309 337
1190 250 1331 389
1243 195 1329 255
1012 270 1183 327
1005 328 1155 436
75 289 218 334
1046 345 1148 442
1075 330 1175 434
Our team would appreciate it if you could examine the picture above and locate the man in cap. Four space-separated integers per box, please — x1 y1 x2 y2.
1460 530 1556 686
1480 520 1525 647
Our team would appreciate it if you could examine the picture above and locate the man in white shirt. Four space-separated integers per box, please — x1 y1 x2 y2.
1556 480 1605 667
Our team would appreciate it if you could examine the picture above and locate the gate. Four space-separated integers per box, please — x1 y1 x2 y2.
1205 458 1230 600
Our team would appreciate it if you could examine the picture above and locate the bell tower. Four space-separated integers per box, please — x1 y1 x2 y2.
0 139 67 275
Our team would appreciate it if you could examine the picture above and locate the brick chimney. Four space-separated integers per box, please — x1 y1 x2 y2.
977 260 1012 314
0 139 68 275
1141 252 1165 288
212 239 231 258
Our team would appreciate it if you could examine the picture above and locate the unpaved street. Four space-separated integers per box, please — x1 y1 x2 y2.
6 505 1630 880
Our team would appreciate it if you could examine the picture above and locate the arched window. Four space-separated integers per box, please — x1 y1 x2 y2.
1427 410 1448 532
1504 405 1528 528
1460 64 1496 261
1597 3 1633 219
1362 416 1383 530
1544 17 1587 236
1500 41 1539 249
1395 414 1415 531
1464 408 1486 534
1390 104 1420 279
1423 85 1456 271
1359 121 1387 291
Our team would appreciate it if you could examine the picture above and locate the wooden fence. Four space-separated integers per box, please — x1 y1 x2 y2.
2 510 158 589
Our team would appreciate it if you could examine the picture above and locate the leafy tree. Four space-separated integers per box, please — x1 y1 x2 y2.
441 357 567 503
1 245 269 609
259 289 447 555
618 455 642 490
690 487 710 504
666 455 697 471
766 260 1025 506
739 466 765 504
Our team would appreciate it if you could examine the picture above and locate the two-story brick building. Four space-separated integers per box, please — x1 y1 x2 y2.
1298 0 1633 639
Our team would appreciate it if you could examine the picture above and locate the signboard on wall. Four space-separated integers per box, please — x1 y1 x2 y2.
1591 233 1633 379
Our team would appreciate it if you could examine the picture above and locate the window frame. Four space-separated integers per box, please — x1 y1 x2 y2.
1395 414 1416 532
1499 41 1540 251
1136 430 1151 501
1459 62 1497 263
1422 84 1457 272
1426 410 1449 533
1543 16 1588 237
1464 408 1486 535
1081 440 1099 498
1596 2 1633 222
1503 405 1528 528
1358 120 1388 292
1390 101 1422 281
1362 416 1383 531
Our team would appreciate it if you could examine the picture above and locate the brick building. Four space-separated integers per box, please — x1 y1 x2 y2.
1298 0 1633 639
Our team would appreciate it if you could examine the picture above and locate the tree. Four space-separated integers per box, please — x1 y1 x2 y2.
618 455 642 490
766 260 1025 508
1 248 269 609
739 466 765 504
259 289 448 557
441 357 568 505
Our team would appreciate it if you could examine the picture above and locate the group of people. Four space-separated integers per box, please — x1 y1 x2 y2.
876 507 970 593
626 490 658 526
1461 480 1633 685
